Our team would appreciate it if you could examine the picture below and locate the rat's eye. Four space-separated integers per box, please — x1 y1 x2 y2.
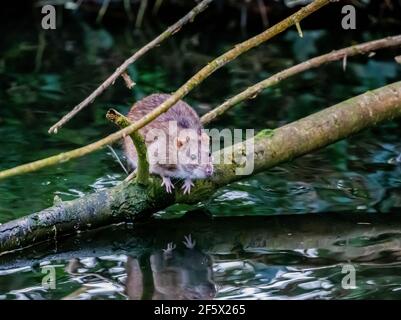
190 154 197 160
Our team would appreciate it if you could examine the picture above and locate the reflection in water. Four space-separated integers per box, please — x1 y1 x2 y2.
2 214 401 299
136 242 214 299
61 236 216 300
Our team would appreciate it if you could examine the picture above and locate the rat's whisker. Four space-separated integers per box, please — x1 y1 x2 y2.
107 145 128 175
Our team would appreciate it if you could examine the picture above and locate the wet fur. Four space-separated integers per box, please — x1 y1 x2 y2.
123 94 212 180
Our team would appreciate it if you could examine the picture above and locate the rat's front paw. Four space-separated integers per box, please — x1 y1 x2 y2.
161 176 174 193
182 178 194 194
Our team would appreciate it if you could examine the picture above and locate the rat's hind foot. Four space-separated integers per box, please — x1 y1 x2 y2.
183 234 196 249
163 242 176 259
182 178 194 194
161 176 174 193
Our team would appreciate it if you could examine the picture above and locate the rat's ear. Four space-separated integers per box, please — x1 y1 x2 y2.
176 137 186 149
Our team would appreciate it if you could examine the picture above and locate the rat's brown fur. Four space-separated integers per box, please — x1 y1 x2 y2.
123 94 213 189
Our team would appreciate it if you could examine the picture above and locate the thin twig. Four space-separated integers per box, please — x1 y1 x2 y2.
121 72 136 89
35 31 46 73
342 54 347 71
123 0 134 22
200 34 401 124
96 0 110 24
295 20 303 38
135 0 148 29
48 0 214 134
0 0 330 181
152 0 164 15
257 0 269 27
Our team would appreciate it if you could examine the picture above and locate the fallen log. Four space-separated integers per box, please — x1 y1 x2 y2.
3 212 401 269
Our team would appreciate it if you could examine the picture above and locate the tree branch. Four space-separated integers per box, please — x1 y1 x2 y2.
1 80 401 254
201 34 401 124
3 213 401 269
0 0 330 181
106 109 149 185
48 0 214 134
121 72 136 89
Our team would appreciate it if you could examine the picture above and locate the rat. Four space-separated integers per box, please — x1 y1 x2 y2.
123 93 213 194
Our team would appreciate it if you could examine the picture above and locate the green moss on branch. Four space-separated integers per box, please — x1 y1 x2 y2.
106 109 149 185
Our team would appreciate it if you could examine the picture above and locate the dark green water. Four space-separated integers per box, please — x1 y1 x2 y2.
1 3 401 299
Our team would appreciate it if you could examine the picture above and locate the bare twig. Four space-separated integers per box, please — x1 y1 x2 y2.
136 0 149 29
201 34 401 124
257 0 269 27
152 0 164 15
123 0 134 22
0 0 330 181
295 20 303 38
48 0 214 134
342 54 347 71
96 0 110 24
121 72 136 89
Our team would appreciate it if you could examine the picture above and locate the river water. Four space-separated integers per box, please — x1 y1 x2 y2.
0 2 401 299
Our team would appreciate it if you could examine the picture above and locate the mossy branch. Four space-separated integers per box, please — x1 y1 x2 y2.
0 0 330 182
1 81 401 254
48 0 214 134
106 109 149 185
201 34 401 124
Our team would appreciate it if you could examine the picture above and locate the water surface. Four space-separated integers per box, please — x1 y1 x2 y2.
0 3 401 299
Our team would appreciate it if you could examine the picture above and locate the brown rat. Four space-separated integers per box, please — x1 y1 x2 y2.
123 93 213 194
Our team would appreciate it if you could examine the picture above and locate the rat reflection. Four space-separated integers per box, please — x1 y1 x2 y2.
125 234 216 300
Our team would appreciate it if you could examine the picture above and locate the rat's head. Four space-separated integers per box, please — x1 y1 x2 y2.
175 128 214 179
